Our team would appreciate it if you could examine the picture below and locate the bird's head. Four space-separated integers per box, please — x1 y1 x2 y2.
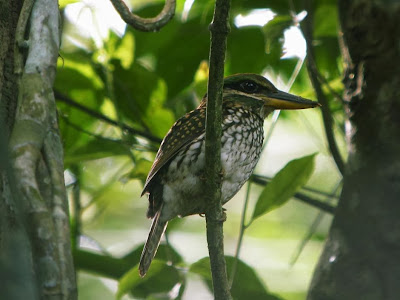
203 73 320 118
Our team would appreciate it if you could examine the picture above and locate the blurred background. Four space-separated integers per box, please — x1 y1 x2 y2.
56 0 344 299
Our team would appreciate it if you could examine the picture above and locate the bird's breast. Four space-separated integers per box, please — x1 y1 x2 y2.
160 109 264 220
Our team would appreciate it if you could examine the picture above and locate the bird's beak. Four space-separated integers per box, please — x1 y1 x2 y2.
262 90 321 110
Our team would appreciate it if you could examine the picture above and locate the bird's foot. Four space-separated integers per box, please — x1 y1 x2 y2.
219 210 227 222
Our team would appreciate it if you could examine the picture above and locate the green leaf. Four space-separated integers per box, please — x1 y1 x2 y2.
116 261 162 300
314 4 339 37
313 37 341 80
262 15 292 54
117 260 183 299
117 244 184 299
251 153 317 221
133 17 210 99
112 31 135 69
123 159 153 182
64 138 131 165
190 256 283 300
228 26 268 75
112 60 174 137
59 0 79 9
232 0 304 15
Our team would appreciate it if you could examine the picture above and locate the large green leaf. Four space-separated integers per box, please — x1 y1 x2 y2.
112 60 174 137
227 26 269 74
313 36 341 80
314 4 339 37
187 0 214 23
263 15 293 54
107 30 135 69
55 53 106 155
133 7 210 100
251 153 317 222
190 256 283 300
64 138 131 165
117 260 183 299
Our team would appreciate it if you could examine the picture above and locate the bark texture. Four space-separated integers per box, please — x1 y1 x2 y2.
0 0 77 299
308 1 400 299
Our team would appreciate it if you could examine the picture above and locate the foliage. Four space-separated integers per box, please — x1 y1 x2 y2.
57 0 343 299
251 154 317 222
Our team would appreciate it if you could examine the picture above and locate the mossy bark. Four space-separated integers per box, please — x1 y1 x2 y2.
308 1 400 299
0 0 77 299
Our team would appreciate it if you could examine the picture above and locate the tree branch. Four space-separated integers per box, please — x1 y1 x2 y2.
204 0 232 299
13 0 35 75
109 0 176 32
10 0 77 298
302 1 346 175
55 91 162 144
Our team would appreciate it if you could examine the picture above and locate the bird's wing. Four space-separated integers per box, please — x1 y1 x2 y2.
141 106 206 195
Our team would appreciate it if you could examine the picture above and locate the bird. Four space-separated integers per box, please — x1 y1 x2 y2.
139 73 320 277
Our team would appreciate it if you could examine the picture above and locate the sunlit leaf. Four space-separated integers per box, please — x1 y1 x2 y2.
262 15 292 54
59 0 79 9
113 31 135 69
251 153 317 222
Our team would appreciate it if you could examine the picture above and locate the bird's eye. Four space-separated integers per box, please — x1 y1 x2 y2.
240 81 258 93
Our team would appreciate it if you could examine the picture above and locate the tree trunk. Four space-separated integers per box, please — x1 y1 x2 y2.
308 1 400 299
0 0 77 299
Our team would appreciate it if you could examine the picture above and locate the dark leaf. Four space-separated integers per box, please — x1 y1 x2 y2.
190 256 283 300
228 26 269 74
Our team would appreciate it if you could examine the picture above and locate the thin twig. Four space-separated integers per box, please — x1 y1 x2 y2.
204 0 232 298
251 174 338 198
55 91 162 144
229 182 252 287
110 0 176 32
289 179 342 265
14 0 35 75
302 0 346 175
316 73 344 103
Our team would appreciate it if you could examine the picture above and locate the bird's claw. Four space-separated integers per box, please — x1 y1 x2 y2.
199 209 227 222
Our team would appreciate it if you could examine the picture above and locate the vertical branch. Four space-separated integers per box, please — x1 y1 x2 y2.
9 0 77 298
302 0 346 175
204 0 232 299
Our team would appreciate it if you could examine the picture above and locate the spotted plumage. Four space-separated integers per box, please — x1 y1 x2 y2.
139 73 320 276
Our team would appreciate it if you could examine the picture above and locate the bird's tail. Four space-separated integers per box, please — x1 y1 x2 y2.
139 210 168 277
